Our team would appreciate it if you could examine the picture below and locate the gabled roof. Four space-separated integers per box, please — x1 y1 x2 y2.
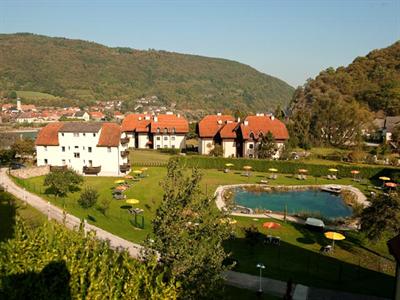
241 115 289 140
121 114 151 132
74 111 88 117
59 122 103 133
385 116 400 132
198 115 235 138
219 122 239 139
150 114 189 134
35 122 64 146
90 111 104 118
98 123 121 147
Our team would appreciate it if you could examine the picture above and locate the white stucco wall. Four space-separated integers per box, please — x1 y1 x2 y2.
199 138 214 155
125 132 136 148
154 134 185 149
138 133 150 149
222 140 236 158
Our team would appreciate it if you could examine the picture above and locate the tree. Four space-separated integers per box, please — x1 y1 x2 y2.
78 187 98 209
360 192 400 241
209 144 223 157
257 131 277 159
44 169 83 197
0 149 16 164
11 139 35 160
148 158 231 299
97 198 111 215
8 90 17 99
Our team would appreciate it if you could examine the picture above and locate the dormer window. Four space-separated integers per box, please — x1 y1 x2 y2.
250 132 255 140
164 128 168 134
172 127 176 134
157 127 160 133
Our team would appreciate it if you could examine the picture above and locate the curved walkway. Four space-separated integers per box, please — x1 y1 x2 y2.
215 183 368 222
0 168 143 258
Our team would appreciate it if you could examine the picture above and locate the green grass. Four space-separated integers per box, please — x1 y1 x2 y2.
130 149 171 166
0 191 46 242
13 150 396 297
16 90 58 100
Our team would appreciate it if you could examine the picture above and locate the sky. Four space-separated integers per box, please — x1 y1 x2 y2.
0 0 399 87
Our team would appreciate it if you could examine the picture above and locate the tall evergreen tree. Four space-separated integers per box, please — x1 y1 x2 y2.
257 131 277 159
148 158 231 299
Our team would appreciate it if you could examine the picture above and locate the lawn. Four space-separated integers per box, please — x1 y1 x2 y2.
13 150 397 297
16 90 58 100
0 190 46 242
130 149 171 166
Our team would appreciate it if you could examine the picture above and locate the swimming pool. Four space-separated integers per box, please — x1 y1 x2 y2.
233 189 352 219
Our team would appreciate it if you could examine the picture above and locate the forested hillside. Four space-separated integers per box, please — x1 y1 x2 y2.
289 41 400 148
0 33 294 111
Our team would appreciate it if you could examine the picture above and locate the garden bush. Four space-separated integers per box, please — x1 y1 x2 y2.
177 155 399 179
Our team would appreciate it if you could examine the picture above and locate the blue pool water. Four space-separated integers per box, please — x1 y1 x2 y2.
234 189 352 219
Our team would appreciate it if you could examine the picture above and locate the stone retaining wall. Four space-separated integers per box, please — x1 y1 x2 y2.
10 165 49 179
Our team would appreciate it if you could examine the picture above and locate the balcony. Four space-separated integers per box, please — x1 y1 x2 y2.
119 163 130 173
50 165 67 172
120 150 129 158
120 137 129 145
83 166 101 175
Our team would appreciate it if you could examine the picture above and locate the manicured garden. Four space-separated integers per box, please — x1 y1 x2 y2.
10 150 398 297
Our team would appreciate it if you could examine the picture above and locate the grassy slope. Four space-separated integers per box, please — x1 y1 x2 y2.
16 90 58 100
0 33 294 111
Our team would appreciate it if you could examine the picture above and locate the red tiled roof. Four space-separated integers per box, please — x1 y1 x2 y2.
150 114 189 134
241 116 289 140
35 122 64 146
198 115 235 138
121 114 151 132
97 123 121 147
219 122 239 139
90 111 104 118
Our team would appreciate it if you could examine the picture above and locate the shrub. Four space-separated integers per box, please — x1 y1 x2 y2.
78 187 98 209
157 148 180 155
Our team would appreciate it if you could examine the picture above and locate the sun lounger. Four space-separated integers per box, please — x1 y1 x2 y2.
260 180 268 184
327 175 332 180
273 174 278 180
296 175 302 180
332 175 337 180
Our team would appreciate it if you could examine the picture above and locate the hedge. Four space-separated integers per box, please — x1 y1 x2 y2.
177 155 400 180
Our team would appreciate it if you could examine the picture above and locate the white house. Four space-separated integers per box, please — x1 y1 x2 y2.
35 122 130 176
121 113 189 150
198 113 289 158
72 111 90 121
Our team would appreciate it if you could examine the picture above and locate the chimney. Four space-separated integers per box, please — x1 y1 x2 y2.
217 120 223 125
244 120 249 126
138 117 142 121
177 113 181 118
237 117 241 123
217 112 222 116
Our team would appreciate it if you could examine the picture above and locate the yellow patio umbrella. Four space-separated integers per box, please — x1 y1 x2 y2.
268 168 278 172
243 165 252 170
114 179 125 184
133 170 143 174
324 231 345 248
328 168 338 172
140 167 148 171
298 169 308 173
220 218 237 225
225 163 234 167
124 175 133 179
379 176 391 181
126 199 140 204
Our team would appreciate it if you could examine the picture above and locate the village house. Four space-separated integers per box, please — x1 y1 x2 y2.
198 113 289 158
90 111 105 121
72 111 90 121
121 113 189 150
35 122 130 176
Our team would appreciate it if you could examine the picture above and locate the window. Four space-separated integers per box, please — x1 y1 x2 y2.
172 145 175 149
61 133 64 137
44 159 48 164
171 136 175 141
164 128 168 134
156 137 161 141
83 133 86 136
249 144 254 149
107 147 111 153
164 145 167 148
44 146 47 151
73 133 79 137
164 136 168 141
74 153 80 158
88 147 92 153
172 128 176 134
75 146 78 149
62 146 65 152
93 133 96 137
68 159 71 163
83 160 85 163
157 128 160 133
83 146 85 150
157 145 161 149
68 146 70 150
62 159 66 165
88 160 93 167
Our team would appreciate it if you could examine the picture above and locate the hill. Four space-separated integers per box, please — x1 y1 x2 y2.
0 33 294 112
290 41 400 116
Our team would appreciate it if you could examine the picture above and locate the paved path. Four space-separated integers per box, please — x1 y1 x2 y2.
1 169 389 300
0 168 143 258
